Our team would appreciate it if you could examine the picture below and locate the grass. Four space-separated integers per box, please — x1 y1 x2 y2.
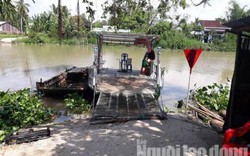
0 33 25 39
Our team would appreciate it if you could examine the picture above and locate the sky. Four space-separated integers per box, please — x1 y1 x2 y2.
28 0 250 22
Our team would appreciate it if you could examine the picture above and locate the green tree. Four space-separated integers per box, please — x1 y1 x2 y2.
83 0 95 31
51 4 57 14
29 4 86 42
226 0 250 21
190 18 203 41
189 0 211 6
0 0 16 22
101 0 190 31
81 13 90 31
93 20 108 28
15 0 30 33
148 21 172 35
0 0 35 28
192 18 203 31
58 0 63 38
31 12 54 34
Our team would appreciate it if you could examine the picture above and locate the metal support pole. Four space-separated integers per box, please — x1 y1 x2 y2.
157 47 162 87
93 46 98 66
91 67 97 115
186 70 192 106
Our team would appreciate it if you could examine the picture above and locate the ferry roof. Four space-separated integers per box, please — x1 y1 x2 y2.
97 32 159 45
223 16 250 33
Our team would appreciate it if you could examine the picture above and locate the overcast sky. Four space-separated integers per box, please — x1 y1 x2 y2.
28 0 249 22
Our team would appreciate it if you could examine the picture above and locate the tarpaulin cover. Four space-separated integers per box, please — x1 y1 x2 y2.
222 121 250 156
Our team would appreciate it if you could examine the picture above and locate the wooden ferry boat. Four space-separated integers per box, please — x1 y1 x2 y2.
36 67 89 95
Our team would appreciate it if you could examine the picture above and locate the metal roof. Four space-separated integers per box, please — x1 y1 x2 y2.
98 32 159 45
223 16 250 33
200 20 225 28
0 21 7 25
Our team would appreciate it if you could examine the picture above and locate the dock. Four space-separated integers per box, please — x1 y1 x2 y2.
90 69 166 123
89 33 165 123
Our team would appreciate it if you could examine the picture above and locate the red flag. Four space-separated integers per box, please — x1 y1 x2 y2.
184 49 203 73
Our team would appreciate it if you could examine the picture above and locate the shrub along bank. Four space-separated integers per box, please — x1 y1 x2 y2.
0 89 52 142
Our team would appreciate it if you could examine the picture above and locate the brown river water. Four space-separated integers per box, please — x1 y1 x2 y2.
0 44 235 111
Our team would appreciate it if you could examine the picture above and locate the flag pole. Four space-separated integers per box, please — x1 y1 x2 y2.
186 69 192 106
183 48 203 107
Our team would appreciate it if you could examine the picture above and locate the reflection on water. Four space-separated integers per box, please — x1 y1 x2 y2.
0 44 92 91
0 44 235 111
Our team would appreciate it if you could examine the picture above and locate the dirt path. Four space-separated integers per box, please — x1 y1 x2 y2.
0 114 223 156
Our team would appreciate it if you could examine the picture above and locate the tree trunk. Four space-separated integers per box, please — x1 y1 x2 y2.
20 16 23 33
77 0 80 32
58 0 63 39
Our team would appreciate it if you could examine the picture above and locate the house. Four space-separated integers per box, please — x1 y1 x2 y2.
195 20 230 43
92 25 130 33
0 21 21 34
102 25 117 32
92 25 117 33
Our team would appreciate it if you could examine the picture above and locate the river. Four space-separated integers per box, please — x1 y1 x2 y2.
0 44 235 111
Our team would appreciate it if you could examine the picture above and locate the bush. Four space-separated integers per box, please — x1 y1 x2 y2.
0 33 21 39
62 38 81 45
15 37 32 44
26 32 51 44
64 93 91 114
148 21 171 35
0 89 52 142
193 83 230 112
158 30 205 50
87 32 97 44
19 31 85 45
158 40 168 49
208 41 236 52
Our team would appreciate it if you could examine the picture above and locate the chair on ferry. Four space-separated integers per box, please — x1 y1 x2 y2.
120 53 128 72
119 53 132 72
127 58 132 72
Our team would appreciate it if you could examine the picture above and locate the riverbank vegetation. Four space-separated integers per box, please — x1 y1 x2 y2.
0 89 93 142
0 89 52 142
1 0 249 50
0 34 25 39
189 82 230 132
64 93 91 114
193 82 230 112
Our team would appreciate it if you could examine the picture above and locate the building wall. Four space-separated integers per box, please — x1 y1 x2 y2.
0 22 21 34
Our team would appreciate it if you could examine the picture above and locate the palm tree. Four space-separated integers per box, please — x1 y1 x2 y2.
58 0 63 38
77 0 80 31
15 0 30 32
61 5 70 18
226 0 249 21
0 0 16 22
51 4 58 15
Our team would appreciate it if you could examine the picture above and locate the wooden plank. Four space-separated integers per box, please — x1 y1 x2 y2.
187 104 224 122
5 127 50 145
136 93 148 116
95 92 111 113
128 94 139 117
196 102 223 121
91 92 164 122
118 93 128 117
143 94 161 114
109 93 119 114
